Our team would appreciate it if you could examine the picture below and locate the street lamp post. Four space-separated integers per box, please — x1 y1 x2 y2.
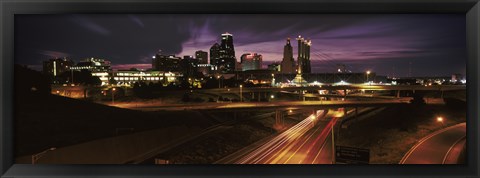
112 88 116 105
32 147 56 164
437 117 445 127
331 121 335 164
71 69 74 85
366 70 371 84
239 85 243 102
217 76 221 88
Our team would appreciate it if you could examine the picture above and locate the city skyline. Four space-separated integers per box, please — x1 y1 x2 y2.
15 14 466 77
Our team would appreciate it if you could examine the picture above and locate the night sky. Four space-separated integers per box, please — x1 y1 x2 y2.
15 14 466 77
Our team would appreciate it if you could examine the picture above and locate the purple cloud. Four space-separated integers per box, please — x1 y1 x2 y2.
71 16 110 35
37 50 70 58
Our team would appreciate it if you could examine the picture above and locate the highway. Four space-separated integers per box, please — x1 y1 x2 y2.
199 85 465 94
218 108 353 164
114 100 408 111
399 122 466 164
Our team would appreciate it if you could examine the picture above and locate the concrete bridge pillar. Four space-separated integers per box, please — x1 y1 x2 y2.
275 110 284 127
355 107 358 118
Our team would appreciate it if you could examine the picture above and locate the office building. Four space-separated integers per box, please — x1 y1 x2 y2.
280 38 296 74
152 54 182 73
210 32 237 73
268 62 281 72
112 69 181 86
210 43 221 66
241 53 263 71
68 58 112 85
195 50 208 64
181 55 198 78
43 57 74 77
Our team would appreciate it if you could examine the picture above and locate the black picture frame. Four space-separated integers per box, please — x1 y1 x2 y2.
1 0 479 177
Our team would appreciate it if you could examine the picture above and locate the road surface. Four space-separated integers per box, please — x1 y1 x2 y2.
113 100 407 111
399 122 466 164
232 110 337 164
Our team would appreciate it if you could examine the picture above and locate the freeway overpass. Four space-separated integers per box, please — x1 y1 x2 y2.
115 99 409 112
201 85 465 94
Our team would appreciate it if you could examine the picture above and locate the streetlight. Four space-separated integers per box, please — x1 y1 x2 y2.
239 85 243 102
112 88 116 105
32 147 56 164
437 116 444 127
331 119 335 164
366 70 371 84
217 76 221 88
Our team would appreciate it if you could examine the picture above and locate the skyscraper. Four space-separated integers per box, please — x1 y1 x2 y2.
195 50 208 64
220 32 235 58
281 38 295 73
210 32 237 73
296 35 311 74
241 53 263 71
209 43 220 66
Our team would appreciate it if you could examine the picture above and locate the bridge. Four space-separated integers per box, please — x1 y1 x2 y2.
116 100 409 112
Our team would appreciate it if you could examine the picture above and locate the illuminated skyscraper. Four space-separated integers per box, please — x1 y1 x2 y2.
220 32 235 58
210 43 221 66
210 32 237 73
296 35 311 74
281 38 295 73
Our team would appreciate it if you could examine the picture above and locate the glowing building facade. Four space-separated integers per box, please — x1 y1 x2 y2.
241 53 263 71
296 36 311 74
210 32 237 73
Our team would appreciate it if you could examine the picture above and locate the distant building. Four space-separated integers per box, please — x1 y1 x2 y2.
195 50 208 64
241 53 263 71
69 57 112 85
268 62 281 72
112 69 181 86
181 55 198 78
210 32 237 73
152 54 182 73
280 38 296 74
451 74 464 83
43 57 74 77
70 57 111 72
296 35 311 74
197 63 215 76
210 43 221 66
